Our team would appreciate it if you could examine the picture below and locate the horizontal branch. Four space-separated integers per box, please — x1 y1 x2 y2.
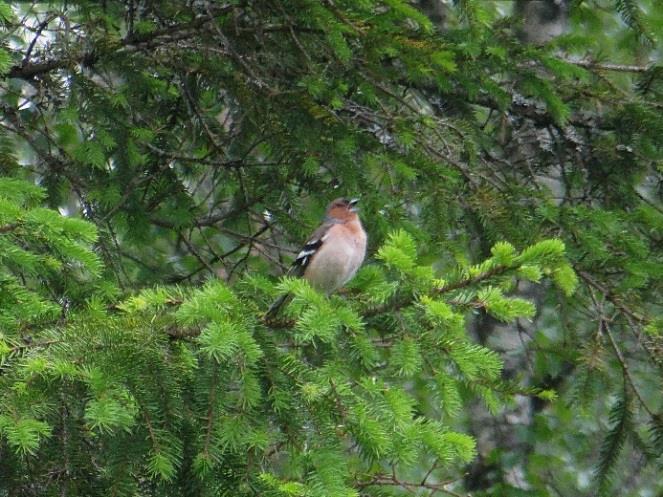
470 94 611 131
8 58 70 80
7 8 233 81
0 222 19 234
564 59 651 73
408 82 612 131
150 195 263 230
362 264 511 318
145 144 284 168
435 264 509 294
357 473 465 497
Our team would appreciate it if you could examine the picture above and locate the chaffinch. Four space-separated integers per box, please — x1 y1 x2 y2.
266 197 367 318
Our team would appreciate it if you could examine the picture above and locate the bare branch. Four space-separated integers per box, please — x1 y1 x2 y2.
8 8 234 81
0 223 19 234
564 59 651 73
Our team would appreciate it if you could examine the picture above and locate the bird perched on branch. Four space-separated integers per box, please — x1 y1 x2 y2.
265 197 367 319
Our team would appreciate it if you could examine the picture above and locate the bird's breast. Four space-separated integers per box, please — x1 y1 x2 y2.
304 225 366 293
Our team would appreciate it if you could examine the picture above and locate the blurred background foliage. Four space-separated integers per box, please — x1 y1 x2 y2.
0 1 661 496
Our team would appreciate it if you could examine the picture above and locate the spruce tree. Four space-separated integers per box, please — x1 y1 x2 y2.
0 2 661 496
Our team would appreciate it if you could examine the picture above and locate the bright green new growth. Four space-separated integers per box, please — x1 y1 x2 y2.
0 1 661 496
0 180 577 493
0 179 101 328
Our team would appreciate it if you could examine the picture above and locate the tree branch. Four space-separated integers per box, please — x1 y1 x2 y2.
602 320 656 418
362 264 510 318
564 59 651 73
577 270 646 324
7 8 233 81
357 473 466 497
0 223 19 234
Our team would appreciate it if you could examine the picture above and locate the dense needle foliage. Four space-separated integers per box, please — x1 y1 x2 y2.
0 1 661 496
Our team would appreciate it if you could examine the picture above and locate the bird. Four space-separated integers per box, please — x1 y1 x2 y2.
265 197 367 319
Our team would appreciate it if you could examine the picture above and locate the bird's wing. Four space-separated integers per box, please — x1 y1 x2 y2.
288 222 334 277
266 221 344 319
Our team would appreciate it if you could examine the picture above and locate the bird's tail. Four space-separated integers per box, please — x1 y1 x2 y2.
264 292 293 321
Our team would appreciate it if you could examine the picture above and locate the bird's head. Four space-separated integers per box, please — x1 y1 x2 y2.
326 197 360 221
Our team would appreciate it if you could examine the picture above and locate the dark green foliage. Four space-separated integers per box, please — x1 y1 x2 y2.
594 386 634 495
0 1 661 496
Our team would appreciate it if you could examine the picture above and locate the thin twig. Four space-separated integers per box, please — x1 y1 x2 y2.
21 13 58 65
602 320 655 418
179 231 216 275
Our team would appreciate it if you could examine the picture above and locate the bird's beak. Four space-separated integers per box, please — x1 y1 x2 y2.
349 198 360 212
